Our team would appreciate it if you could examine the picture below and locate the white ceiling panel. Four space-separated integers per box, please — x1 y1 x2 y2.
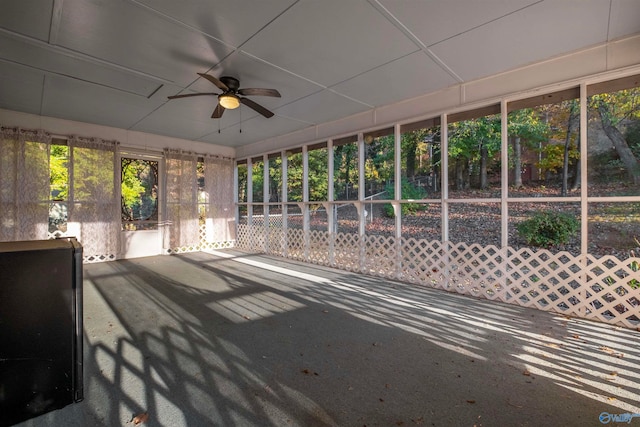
41 75 168 130
0 0 53 42
185 51 322 108
275 90 370 125
199 115 311 147
134 0 298 48
0 34 162 97
0 62 45 115
608 0 640 40
240 0 419 87
330 51 457 107
376 0 539 47
55 0 234 86
430 0 612 82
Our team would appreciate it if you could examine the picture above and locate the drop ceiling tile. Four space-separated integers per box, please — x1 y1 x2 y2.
331 51 457 107
56 0 234 86
430 0 611 82
0 0 54 42
134 0 298 48
275 90 370 125
241 0 418 87
377 0 538 46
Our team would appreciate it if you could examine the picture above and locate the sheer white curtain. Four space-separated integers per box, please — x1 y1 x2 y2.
164 149 199 250
0 127 51 241
67 136 120 260
203 155 235 242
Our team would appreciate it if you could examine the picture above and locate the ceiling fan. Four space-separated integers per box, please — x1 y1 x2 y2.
168 73 281 119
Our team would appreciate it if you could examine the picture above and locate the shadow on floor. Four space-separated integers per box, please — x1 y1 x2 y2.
15 250 640 426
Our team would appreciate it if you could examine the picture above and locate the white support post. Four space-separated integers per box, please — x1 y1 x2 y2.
247 157 254 249
302 145 310 260
500 99 510 293
358 132 366 272
441 113 449 284
281 151 288 258
579 82 588 316
394 124 403 278
327 139 336 266
263 154 269 253
441 113 449 243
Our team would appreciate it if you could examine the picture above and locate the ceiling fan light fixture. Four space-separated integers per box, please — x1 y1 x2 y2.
219 93 240 109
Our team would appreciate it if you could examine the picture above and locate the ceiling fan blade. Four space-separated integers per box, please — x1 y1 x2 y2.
212 103 225 118
168 92 218 99
198 73 229 91
238 88 281 97
240 97 274 118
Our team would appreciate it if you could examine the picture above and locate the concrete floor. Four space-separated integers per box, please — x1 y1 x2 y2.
13 249 640 427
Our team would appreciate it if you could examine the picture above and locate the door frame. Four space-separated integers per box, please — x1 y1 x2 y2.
118 149 164 259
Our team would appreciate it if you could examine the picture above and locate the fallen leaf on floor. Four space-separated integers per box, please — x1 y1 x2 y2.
467 400 476 404
522 370 531 376
243 315 251 320
301 369 319 376
131 412 149 425
607 397 617 401
610 371 618 376
545 343 561 348
599 346 624 358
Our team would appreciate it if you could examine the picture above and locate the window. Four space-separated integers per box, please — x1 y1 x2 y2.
121 157 158 230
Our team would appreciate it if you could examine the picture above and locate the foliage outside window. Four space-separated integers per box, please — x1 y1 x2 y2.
49 143 69 234
121 158 158 230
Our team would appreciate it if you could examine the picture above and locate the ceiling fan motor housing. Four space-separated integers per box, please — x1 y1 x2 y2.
220 76 240 92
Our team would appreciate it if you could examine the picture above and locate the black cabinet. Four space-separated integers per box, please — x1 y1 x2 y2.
0 238 84 426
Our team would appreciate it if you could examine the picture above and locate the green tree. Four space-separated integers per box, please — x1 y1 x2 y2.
50 144 69 200
448 115 501 190
334 143 358 199
590 88 640 184
507 108 550 188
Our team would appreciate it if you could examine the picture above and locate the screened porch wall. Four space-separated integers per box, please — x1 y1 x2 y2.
236 75 640 330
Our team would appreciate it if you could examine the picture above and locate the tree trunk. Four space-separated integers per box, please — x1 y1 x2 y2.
479 144 488 189
571 134 581 190
597 101 640 184
512 136 522 188
561 101 578 196
455 158 465 190
405 139 418 178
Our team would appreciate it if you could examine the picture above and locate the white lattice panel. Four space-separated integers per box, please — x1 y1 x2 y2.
308 230 331 266
363 235 397 277
285 228 306 261
401 238 446 285
334 233 361 272
266 228 285 257
236 223 640 328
